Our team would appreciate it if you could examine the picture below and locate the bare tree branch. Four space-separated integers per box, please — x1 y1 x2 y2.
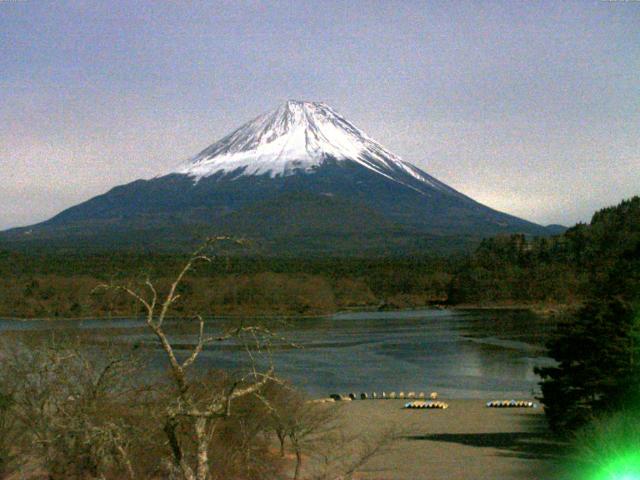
89 237 288 480
181 315 208 370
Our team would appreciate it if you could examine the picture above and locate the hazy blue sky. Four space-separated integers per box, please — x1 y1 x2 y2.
1 0 638 230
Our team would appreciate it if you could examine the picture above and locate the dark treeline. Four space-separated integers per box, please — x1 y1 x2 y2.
527 196 640 479
1 196 638 319
534 197 640 435
0 252 456 318
0 250 456 279
451 196 640 305
448 234 587 305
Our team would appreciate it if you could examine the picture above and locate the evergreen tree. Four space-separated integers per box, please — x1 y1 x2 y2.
535 299 640 434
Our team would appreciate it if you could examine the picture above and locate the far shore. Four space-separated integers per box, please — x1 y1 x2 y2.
448 302 578 316
0 302 578 322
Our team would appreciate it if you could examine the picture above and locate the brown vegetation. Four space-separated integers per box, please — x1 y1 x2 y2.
0 271 451 319
0 241 394 479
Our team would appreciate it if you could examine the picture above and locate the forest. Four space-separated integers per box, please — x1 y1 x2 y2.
1 196 638 319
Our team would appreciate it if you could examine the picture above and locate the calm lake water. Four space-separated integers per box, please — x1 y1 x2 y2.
0 309 557 399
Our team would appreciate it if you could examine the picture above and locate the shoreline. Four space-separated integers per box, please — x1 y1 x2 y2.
449 302 578 316
0 302 577 322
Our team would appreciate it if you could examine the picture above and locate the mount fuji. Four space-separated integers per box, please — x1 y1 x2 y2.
1 100 558 254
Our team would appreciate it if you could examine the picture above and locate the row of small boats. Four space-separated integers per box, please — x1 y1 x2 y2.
486 400 537 408
404 401 449 409
328 393 538 409
404 400 537 410
330 391 438 401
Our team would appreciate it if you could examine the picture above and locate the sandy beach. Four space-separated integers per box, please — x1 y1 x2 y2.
329 399 564 480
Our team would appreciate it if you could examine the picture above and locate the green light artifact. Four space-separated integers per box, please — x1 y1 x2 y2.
583 451 640 480
571 409 640 480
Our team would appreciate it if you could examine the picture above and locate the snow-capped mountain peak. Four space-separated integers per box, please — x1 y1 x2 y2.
173 100 445 191
3 100 554 253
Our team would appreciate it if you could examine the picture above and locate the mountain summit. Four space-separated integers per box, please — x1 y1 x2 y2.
175 100 452 194
1 101 559 254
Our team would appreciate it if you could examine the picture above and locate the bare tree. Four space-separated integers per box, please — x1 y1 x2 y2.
308 426 402 480
257 382 397 480
258 382 339 480
96 238 280 480
288 402 339 480
0 336 148 480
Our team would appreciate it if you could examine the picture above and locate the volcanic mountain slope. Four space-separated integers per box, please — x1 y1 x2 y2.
1 100 559 254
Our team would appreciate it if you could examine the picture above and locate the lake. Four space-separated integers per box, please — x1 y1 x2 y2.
0 308 557 399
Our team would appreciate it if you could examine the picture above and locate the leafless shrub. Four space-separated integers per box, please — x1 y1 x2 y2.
0 381 18 477
0 336 152 479
258 381 340 479
308 426 403 480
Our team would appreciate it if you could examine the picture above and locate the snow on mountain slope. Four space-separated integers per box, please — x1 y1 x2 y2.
174 100 450 194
